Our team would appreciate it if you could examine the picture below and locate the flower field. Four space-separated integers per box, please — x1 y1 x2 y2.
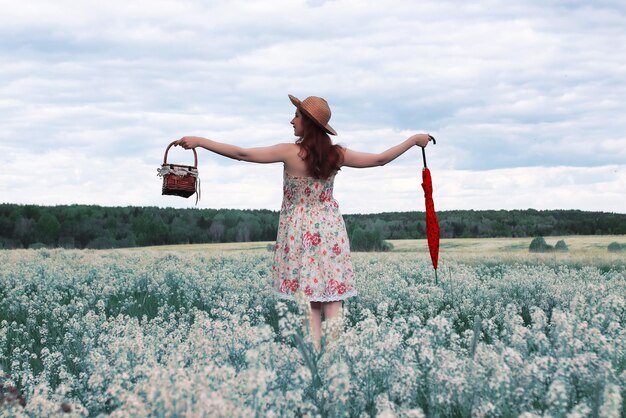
0 248 625 417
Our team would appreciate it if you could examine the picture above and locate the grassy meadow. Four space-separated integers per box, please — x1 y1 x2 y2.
0 235 624 416
138 234 626 269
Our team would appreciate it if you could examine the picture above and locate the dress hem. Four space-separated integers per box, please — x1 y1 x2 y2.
275 290 357 302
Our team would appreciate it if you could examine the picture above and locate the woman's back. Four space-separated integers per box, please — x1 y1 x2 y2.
281 143 312 177
282 143 343 179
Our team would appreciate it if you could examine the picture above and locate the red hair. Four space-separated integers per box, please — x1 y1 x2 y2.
297 115 344 179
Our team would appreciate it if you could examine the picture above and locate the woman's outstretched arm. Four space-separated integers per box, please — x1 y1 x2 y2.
174 136 292 163
342 133 431 168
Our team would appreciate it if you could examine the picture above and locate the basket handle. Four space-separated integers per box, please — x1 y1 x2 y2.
163 140 198 168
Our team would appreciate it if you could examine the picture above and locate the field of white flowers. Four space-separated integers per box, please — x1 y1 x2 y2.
0 248 624 417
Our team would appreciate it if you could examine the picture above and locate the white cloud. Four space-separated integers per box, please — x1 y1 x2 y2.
335 164 626 214
1 0 625 212
4 141 623 213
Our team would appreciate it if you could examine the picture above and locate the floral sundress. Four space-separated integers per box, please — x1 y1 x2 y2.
272 170 357 302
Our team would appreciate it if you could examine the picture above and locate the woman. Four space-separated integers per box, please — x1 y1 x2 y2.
174 94 431 349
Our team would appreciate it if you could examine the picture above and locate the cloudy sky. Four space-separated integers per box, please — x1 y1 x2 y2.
1 0 625 214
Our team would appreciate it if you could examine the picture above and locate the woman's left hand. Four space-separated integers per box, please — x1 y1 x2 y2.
174 136 203 149
409 133 432 148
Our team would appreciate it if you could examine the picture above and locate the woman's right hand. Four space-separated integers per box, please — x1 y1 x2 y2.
174 136 203 149
409 133 432 148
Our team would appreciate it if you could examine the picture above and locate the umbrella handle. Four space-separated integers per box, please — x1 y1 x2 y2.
422 134 436 168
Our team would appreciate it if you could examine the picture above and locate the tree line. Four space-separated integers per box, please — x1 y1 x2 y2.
1 203 625 250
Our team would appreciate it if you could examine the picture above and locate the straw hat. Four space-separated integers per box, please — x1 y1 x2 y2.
288 94 337 135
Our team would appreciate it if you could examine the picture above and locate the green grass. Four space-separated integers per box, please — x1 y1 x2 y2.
130 235 626 270
132 234 625 252
113 235 626 281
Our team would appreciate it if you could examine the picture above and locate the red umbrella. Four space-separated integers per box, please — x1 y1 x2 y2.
421 135 439 283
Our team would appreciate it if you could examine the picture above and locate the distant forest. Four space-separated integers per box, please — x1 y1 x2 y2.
1 203 625 250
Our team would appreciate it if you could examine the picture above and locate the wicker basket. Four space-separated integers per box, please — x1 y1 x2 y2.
158 141 199 199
